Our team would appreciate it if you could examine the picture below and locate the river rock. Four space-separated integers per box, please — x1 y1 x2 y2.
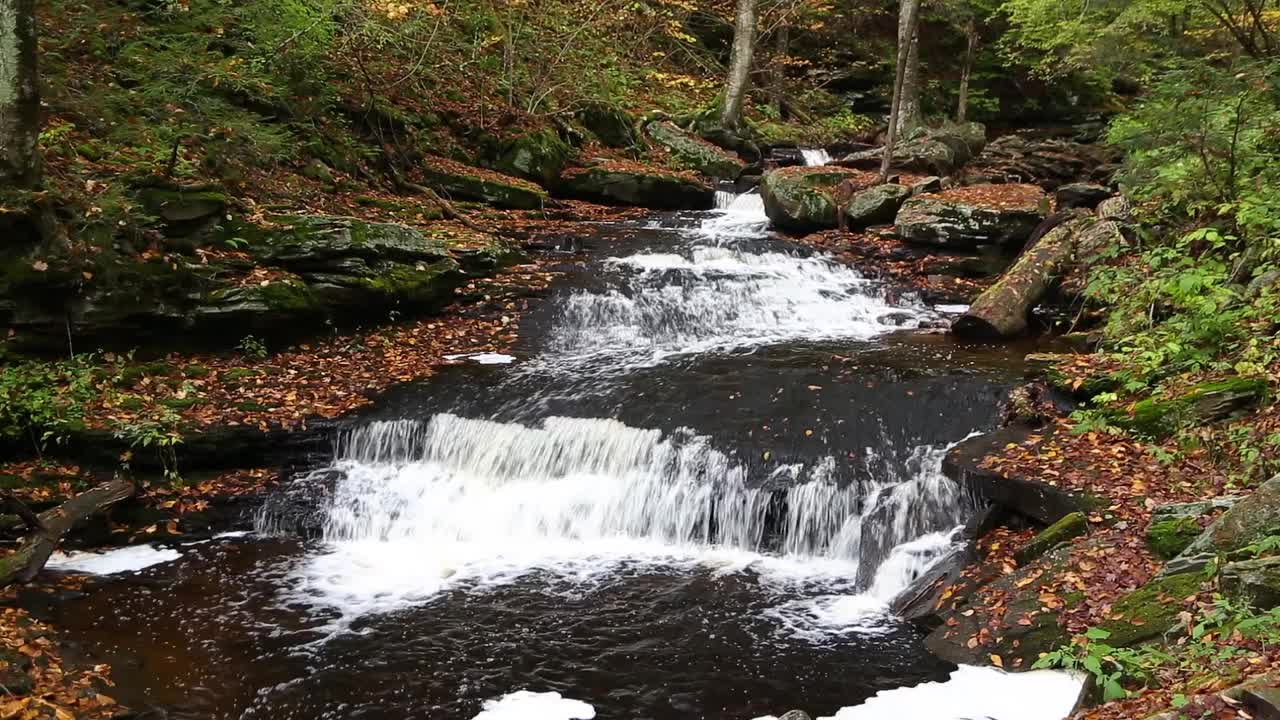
576 102 638 148
894 188 1045 249
646 121 744 180
1221 556 1280 609
1170 474 1280 571
1146 498 1240 560
760 166 909 231
942 428 1095 526
1093 572 1206 647
421 156 548 209
840 123 987 176
1119 378 1267 439
1055 183 1112 210
559 163 714 210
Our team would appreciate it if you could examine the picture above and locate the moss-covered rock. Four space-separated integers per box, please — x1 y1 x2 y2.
1096 572 1205 647
760 167 908 232
1015 512 1088 565
138 187 228 225
840 123 988 176
1145 498 1239 560
421 156 548 209
576 102 638 148
559 163 713 210
895 187 1046 249
1024 353 1122 400
1176 474 1280 562
1220 556 1280 609
646 121 743 181
488 128 572 186
1121 378 1268 439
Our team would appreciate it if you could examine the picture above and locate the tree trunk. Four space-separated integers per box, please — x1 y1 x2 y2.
951 219 1087 339
957 21 977 123
720 0 758 131
881 0 922 182
770 24 789 116
895 0 923 135
0 0 39 188
0 477 136 586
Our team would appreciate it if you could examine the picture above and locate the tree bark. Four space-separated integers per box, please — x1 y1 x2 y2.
0 477 137 586
895 0 923 135
956 20 977 123
0 0 39 188
951 219 1088 339
770 23 789 116
720 0 758 131
881 0 922 182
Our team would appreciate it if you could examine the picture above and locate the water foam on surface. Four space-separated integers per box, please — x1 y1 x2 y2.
472 691 596 720
47 545 182 574
814 665 1084 720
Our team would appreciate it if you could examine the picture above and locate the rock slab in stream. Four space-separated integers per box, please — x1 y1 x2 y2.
895 188 1045 249
942 428 1096 525
559 164 714 210
646 121 744 180
760 166 910 231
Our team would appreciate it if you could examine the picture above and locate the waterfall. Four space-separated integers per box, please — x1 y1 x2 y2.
801 148 832 166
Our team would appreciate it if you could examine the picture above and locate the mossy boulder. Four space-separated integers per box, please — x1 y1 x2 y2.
576 102 638 148
1220 556 1280 609
1175 474 1280 563
760 167 907 232
895 188 1046 249
1120 378 1268 439
1015 512 1088 565
646 121 744 181
559 163 713 210
138 187 228 226
421 157 548 209
1024 352 1122 400
488 128 572 186
250 215 452 268
1095 572 1205 647
1146 498 1240 560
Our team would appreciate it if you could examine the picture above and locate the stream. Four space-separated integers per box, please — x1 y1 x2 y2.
47 196 1043 719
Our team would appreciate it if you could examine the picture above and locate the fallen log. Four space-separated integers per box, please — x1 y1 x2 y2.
951 217 1091 339
0 476 136 585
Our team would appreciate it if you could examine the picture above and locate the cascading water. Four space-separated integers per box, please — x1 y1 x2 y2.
58 185 1031 720
801 148 832 166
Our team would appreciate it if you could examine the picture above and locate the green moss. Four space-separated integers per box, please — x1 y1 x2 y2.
1016 512 1088 565
1124 377 1268 438
117 396 146 411
160 396 203 410
235 400 269 412
222 368 262 382
1147 516 1204 560
1097 573 1206 647
183 364 211 379
360 260 462 304
255 280 318 312
0 475 23 491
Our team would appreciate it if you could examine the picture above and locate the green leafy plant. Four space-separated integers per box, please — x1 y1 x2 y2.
0 358 99 454
237 335 269 359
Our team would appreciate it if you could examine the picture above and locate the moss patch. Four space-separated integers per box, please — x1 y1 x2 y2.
1097 572 1206 647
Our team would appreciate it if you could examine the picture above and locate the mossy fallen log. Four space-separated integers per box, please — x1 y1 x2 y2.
0 477 136 586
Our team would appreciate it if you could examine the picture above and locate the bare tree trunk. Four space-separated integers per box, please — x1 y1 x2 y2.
0 0 40 188
0 477 137 586
895 0 923 135
881 0 922 182
957 20 977 123
720 0 758 131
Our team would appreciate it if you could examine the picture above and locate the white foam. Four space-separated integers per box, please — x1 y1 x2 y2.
472 691 595 720
445 352 517 365
47 545 182 574
818 665 1084 720
801 149 832 166
934 304 970 315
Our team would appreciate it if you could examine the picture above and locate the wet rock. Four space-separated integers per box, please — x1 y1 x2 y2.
779 712 812 720
943 428 1096 526
1145 498 1240 560
894 189 1045 249
759 166 864 231
1245 687 1280 720
1055 183 1112 210
1015 512 1087 565
891 506 997 625
646 120 744 180
422 156 548 209
760 166 908 231
840 123 987 176
559 164 714 210
1221 556 1280 609
925 543 1075 667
